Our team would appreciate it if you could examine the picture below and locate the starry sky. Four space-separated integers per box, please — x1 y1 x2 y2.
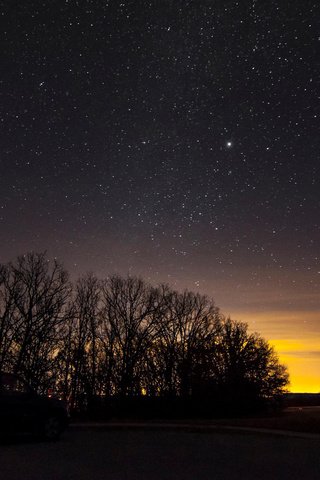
1 1 319 392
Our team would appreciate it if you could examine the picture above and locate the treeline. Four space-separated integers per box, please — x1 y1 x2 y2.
0 252 289 416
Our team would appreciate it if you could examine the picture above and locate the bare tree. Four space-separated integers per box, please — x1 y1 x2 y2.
147 289 221 397
206 318 289 410
67 274 102 410
0 255 289 415
0 264 16 370
0 252 70 392
100 276 162 396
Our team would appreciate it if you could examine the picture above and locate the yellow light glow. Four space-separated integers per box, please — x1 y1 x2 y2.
228 309 320 393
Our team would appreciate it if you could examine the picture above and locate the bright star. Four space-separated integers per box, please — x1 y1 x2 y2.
226 141 232 148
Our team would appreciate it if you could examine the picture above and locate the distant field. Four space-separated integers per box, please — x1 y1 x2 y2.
71 393 320 434
212 406 320 434
72 406 320 435
286 393 320 407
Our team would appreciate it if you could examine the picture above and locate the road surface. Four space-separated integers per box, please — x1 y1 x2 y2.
1 427 319 479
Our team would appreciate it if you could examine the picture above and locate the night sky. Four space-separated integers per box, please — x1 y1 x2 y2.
1 1 319 392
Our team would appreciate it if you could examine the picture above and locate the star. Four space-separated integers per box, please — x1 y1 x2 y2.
0 0 318 394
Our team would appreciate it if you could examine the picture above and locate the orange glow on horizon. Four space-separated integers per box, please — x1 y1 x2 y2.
269 339 320 393
228 309 320 394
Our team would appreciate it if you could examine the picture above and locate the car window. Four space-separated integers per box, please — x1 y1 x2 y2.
1 374 29 394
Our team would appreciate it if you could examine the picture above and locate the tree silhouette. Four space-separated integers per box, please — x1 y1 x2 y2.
100 275 162 396
0 252 70 392
0 253 289 416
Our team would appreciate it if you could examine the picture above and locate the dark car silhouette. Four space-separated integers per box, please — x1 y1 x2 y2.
0 372 69 440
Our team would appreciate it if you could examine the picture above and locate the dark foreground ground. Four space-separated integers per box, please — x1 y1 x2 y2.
1 426 320 480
